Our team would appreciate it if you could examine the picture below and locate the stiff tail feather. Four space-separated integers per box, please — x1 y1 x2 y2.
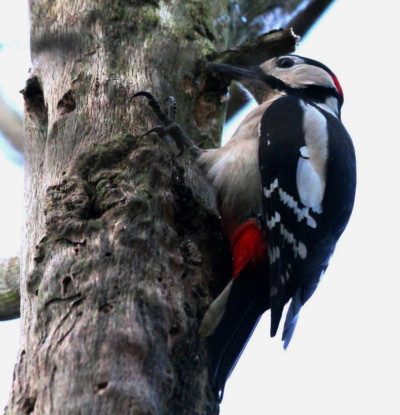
201 268 269 400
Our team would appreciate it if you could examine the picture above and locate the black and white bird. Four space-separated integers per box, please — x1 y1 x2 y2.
133 54 356 401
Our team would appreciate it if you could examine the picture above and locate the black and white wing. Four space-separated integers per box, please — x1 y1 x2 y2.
258 95 355 347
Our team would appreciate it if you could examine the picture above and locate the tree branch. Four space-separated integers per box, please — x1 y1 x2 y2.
225 0 337 121
287 0 336 38
0 257 20 321
231 0 310 45
0 94 24 155
214 28 300 66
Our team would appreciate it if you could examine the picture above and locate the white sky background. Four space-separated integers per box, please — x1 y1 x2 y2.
0 0 399 413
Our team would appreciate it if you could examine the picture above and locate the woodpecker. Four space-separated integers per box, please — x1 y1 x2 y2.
132 54 356 401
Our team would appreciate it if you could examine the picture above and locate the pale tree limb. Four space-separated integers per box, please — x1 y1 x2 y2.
0 94 24 156
0 257 20 321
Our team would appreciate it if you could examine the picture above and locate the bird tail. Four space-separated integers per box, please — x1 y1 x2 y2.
201 268 269 401
282 289 302 349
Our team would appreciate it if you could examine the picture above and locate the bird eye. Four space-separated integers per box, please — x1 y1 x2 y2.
276 57 295 68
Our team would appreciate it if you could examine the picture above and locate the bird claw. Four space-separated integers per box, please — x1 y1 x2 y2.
141 125 185 156
141 125 167 139
130 91 171 125
164 96 177 120
130 91 198 156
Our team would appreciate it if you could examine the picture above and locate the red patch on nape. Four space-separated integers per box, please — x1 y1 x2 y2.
230 219 267 279
331 74 344 98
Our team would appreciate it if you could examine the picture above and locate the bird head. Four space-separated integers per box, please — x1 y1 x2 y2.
209 54 344 116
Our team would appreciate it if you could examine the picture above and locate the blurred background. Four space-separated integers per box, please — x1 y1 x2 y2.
1 1 399 413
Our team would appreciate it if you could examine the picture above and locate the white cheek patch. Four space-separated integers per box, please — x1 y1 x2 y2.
296 102 329 213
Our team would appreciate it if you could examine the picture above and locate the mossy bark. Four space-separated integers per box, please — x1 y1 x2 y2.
6 0 304 414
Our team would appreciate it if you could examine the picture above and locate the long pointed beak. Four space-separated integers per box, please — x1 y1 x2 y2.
207 63 260 82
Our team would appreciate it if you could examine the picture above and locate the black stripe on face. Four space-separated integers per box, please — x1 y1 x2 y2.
292 55 344 98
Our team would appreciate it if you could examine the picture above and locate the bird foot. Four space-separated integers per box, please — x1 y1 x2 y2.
130 91 198 156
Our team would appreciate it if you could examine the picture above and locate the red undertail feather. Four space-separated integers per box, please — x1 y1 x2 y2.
231 219 267 279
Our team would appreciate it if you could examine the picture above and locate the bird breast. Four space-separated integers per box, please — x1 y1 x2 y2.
198 102 275 226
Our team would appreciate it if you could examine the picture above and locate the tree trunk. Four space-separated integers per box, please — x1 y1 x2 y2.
6 0 305 414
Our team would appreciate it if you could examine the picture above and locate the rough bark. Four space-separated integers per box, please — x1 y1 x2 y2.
6 0 303 414
8 2 229 413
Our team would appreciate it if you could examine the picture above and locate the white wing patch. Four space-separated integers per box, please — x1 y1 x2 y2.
296 153 324 213
296 102 329 213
